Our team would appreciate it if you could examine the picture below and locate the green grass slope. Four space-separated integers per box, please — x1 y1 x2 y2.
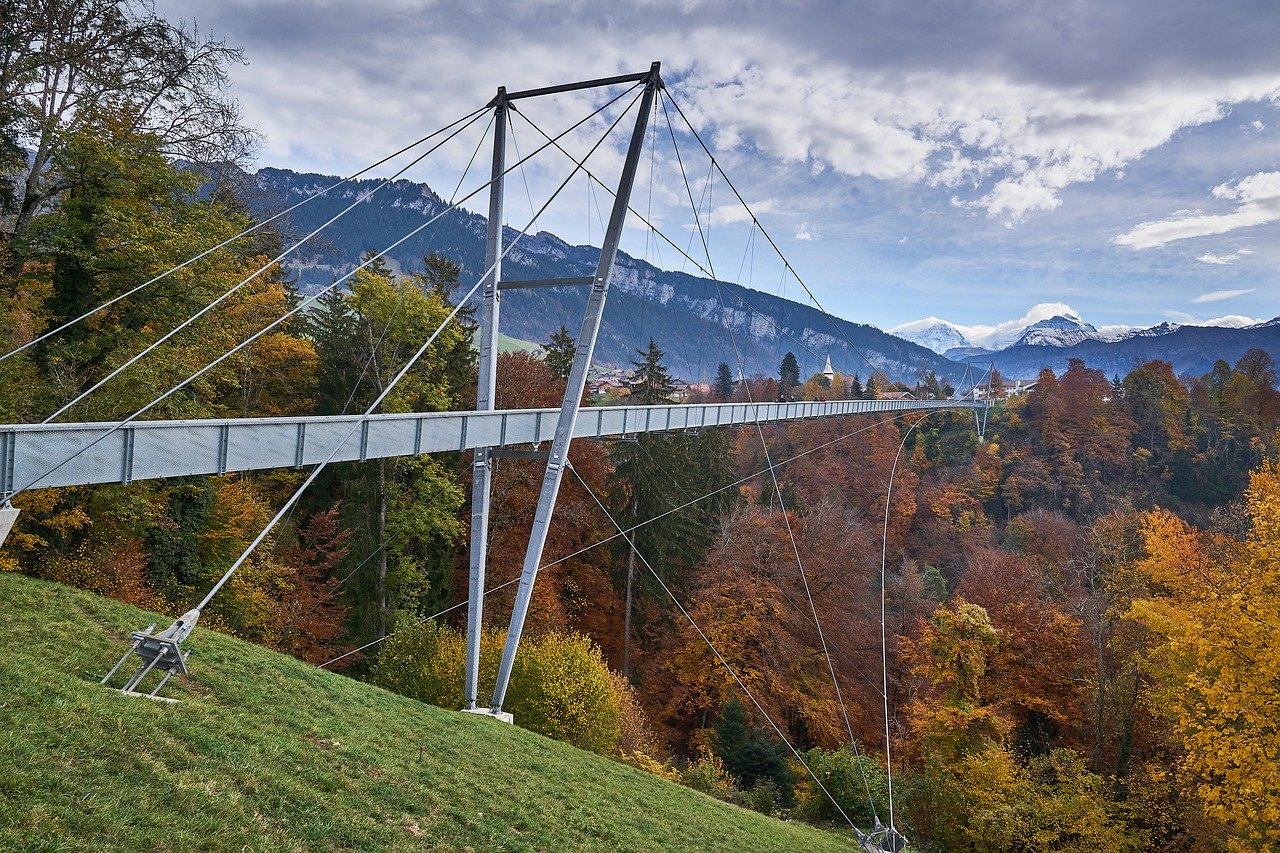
497 332 542 354
0 574 849 852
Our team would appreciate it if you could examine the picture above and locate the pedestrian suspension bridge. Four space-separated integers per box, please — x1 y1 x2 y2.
1 62 990 851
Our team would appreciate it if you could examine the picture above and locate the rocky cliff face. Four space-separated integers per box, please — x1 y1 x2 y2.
243 167 962 382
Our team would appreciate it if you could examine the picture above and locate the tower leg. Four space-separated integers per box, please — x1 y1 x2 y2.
464 92 507 711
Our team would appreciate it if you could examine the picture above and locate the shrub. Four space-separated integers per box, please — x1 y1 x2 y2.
507 630 621 754
679 754 740 802
613 672 676 778
373 623 625 755
746 781 780 815
796 746 890 828
370 621 479 709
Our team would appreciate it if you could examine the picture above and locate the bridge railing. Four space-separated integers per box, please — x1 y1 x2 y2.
0 399 979 494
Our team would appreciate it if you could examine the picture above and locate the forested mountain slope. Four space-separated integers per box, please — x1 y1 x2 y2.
244 167 961 382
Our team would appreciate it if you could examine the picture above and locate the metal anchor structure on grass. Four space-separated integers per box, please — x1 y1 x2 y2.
97 514 245 698
858 822 909 853
100 608 198 700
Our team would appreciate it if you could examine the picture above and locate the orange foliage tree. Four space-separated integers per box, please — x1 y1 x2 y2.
1127 462 1280 849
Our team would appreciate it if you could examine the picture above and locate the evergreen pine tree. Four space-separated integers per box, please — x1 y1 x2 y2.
713 698 751 779
629 338 676 404
714 361 735 402
713 698 797 799
864 375 880 400
309 286 361 415
849 373 864 400
542 325 577 380
779 351 801 397
413 252 474 403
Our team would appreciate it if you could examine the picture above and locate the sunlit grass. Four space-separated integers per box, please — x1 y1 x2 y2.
0 573 848 851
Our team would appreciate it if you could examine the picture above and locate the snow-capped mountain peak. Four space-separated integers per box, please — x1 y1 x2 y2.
1118 321 1181 340
888 304 1275 358
886 317 971 354
1012 314 1099 348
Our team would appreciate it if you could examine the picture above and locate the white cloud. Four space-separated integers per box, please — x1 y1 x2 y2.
1114 171 1280 249
794 222 814 241
1163 311 1262 327
1195 249 1253 265
705 199 778 227
682 60 1280 222
157 0 1280 229
1192 288 1256 303
1096 323 1137 340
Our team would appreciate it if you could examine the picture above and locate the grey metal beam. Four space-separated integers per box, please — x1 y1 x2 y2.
464 92 507 711
490 449 551 460
0 399 980 496
492 68 657 105
496 276 593 290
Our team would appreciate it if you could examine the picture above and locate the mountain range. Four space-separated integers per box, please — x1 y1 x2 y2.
236 168 1279 384
891 308 1279 379
240 168 959 383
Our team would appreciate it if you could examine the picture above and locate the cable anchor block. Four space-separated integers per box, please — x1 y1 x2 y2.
857 822 908 853
100 608 200 701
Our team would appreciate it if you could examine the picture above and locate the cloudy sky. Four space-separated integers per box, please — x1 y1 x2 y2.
159 0 1280 332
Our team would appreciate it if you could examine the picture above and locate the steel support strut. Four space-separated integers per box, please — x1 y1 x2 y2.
463 89 507 710
490 63 663 714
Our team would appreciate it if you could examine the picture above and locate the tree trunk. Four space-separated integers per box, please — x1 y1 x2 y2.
1091 597 1107 773
622 543 636 679
376 458 388 638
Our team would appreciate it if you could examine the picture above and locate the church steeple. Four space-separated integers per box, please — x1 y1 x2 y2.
822 352 834 382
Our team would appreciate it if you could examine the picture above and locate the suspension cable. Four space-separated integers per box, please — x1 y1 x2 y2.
566 463 862 833
337 111 497 418
39 110 492 424
188 88 644 617
663 101 888 825
0 106 490 365
661 92 901 394
507 102 866 388
878 413 930 835
9 85 644 500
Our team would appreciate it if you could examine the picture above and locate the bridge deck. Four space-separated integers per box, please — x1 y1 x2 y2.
1 399 979 494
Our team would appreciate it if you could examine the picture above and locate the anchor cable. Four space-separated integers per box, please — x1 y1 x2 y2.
186 86 645 616
10 85 643 500
0 105 490 365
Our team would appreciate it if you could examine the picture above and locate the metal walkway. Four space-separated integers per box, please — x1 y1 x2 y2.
0 398 976 495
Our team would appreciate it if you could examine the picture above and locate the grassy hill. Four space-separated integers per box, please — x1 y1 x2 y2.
497 331 542 354
0 574 850 852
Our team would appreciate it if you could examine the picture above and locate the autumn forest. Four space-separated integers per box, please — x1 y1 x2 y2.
4 3 1280 852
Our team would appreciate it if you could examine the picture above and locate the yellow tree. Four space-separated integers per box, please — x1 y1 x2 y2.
906 599 1141 851
1127 462 1280 849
